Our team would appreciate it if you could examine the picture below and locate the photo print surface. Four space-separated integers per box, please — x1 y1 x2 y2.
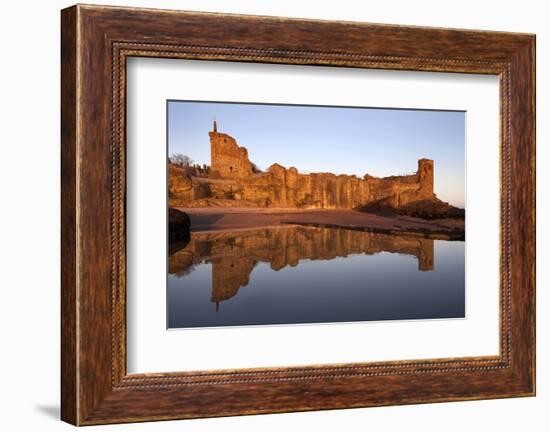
167 101 465 329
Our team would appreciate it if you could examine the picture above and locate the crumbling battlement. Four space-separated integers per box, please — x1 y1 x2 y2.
169 123 435 210
209 121 254 179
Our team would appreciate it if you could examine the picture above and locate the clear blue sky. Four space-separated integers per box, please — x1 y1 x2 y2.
168 101 465 207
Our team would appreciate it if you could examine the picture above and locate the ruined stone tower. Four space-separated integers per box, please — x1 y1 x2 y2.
418 158 434 199
209 121 254 179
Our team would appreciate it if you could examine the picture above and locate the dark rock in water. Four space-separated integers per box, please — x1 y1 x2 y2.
357 197 464 220
169 208 191 249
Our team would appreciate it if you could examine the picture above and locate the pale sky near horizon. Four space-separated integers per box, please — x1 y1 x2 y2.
168 101 465 208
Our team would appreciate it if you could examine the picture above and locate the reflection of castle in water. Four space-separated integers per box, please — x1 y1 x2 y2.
169 225 434 310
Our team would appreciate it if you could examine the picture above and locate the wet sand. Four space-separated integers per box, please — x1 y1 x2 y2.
176 207 465 240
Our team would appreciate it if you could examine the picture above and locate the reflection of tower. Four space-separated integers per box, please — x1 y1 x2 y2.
210 255 255 307
210 257 242 306
417 238 435 271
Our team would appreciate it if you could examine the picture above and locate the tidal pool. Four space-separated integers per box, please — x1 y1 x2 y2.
167 225 465 329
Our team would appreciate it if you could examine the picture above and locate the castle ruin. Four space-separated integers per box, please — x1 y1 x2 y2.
169 122 435 210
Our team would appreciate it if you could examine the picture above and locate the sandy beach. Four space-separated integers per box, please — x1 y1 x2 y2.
175 207 465 240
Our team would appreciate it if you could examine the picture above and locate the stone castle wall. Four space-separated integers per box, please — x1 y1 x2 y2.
234 158 433 209
169 127 435 209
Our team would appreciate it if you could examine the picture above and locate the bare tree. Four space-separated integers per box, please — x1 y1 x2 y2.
169 153 194 166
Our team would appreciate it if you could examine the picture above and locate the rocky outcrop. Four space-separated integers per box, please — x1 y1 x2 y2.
168 208 191 249
358 196 465 219
168 164 194 201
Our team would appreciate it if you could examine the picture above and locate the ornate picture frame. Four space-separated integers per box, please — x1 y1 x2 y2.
61 4 535 425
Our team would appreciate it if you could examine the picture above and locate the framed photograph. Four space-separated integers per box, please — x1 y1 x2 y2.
61 4 536 425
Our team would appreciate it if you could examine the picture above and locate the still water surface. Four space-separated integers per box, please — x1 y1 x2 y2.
168 225 465 329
